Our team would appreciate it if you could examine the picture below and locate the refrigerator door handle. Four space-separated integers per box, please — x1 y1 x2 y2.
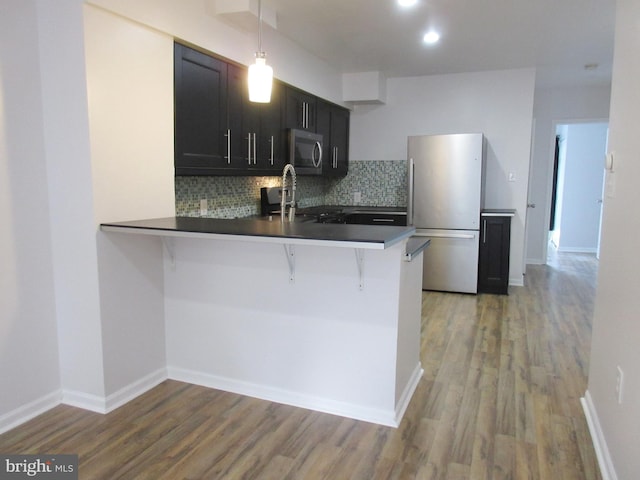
408 158 415 226
413 232 477 240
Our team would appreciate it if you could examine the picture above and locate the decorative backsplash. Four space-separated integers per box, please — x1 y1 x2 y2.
324 160 407 207
175 160 407 218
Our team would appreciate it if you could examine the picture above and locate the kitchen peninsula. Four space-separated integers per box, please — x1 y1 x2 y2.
101 217 427 427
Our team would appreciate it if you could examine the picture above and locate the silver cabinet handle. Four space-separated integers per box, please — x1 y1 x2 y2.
407 158 415 226
372 218 395 223
312 141 322 168
247 134 252 165
269 135 274 166
483 219 487 244
302 102 307 129
224 129 231 164
253 133 257 165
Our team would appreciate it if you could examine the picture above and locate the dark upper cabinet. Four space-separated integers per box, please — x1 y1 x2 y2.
284 86 316 131
478 214 512 295
257 82 285 171
231 64 285 173
226 63 249 168
175 42 347 176
317 99 349 176
174 43 233 174
175 44 283 175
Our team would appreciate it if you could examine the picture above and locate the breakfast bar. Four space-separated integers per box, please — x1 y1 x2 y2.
101 217 427 427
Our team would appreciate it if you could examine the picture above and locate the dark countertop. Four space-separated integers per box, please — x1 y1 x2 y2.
100 216 416 250
405 237 430 261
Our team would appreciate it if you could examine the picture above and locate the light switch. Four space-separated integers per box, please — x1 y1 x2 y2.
508 172 516 182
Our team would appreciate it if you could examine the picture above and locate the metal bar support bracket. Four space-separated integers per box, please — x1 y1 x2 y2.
283 244 295 283
355 248 365 291
162 237 176 270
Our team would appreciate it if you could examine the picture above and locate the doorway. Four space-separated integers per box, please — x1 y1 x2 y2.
548 122 608 258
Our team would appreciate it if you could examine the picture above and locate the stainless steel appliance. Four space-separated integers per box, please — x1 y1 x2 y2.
407 133 486 293
288 129 323 175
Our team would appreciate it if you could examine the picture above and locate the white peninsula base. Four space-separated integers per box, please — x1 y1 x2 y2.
100 217 425 427
163 236 423 427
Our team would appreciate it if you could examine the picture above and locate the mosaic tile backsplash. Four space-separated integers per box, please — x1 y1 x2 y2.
175 160 407 218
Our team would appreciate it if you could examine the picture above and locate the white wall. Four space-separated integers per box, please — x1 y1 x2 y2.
84 5 174 401
526 85 610 264
586 0 640 478
36 0 107 408
555 123 607 253
350 68 536 285
0 0 62 430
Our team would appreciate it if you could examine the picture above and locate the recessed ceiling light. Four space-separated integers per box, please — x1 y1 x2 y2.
423 31 440 44
398 0 418 7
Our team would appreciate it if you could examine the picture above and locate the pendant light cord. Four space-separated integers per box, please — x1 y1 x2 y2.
258 0 263 54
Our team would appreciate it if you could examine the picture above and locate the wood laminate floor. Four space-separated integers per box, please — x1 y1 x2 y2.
0 252 601 479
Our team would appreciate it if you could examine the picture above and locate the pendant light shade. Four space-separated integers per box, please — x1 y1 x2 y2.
248 54 273 103
248 0 273 103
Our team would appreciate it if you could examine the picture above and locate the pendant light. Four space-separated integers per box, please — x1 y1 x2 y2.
248 0 273 103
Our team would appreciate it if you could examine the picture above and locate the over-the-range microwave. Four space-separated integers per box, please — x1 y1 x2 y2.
288 128 323 175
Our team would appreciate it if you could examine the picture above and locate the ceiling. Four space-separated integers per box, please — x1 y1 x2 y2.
259 0 616 88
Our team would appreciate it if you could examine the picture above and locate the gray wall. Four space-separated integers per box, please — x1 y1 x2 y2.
587 0 640 478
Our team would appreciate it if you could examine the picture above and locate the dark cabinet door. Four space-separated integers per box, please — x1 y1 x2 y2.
257 81 284 171
174 43 230 174
317 100 349 176
236 68 283 173
329 106 349 176
228 63 255 170
285 86 316 131
478 215 511 294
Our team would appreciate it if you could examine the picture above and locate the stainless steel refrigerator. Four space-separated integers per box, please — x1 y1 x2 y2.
407 133 485 293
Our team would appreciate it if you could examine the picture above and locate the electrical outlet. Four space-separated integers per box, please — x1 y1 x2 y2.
616 366 624 404
353 192 362 203
200 199 208 216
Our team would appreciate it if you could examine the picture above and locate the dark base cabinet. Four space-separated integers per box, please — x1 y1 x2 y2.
478 213 512 295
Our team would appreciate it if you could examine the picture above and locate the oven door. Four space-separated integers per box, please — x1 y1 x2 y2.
289 129 323 174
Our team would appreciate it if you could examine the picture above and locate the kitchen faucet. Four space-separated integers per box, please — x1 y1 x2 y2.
280 163 297 222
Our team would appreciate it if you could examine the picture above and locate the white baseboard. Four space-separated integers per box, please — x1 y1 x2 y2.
168 366 402 427
62 368 168 414
581 391 618 480
509 276 525 287
0 391 62 435
558 247 597 254
394 363 424 425
104 368 168 413
526 257 546 265
61 389 107 413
